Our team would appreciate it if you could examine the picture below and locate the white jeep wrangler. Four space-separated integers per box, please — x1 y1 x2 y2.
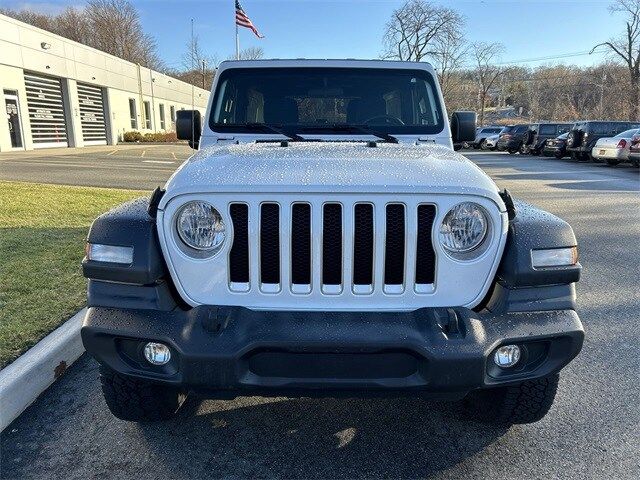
82 60 583 425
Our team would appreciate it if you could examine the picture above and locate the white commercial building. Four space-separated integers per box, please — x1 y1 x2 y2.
0 14 209 152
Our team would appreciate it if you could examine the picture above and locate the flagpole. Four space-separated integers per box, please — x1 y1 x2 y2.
235 23 240 60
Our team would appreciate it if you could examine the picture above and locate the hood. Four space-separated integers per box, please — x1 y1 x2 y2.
160 142 504 208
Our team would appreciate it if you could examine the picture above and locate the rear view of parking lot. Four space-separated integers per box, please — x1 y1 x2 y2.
1 147 639 479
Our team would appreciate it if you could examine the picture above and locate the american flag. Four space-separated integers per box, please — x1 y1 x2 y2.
235 0 264 38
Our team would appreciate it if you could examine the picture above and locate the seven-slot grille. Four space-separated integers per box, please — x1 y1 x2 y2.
228 201 436 294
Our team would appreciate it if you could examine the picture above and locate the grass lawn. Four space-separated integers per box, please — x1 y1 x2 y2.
0 181 146 368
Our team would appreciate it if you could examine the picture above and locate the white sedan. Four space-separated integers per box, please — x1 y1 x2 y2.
483 133 500 150
592 128 640 165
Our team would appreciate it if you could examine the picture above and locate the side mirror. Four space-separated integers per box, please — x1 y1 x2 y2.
450 111 477 143
176 110 202 149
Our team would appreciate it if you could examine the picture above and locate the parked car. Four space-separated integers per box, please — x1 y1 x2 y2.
496 124 530 153
522 123 573 155
566 121 640 161
629 133 640 167
473 126 503 149
483 132 501 150
81 59 584 426
543 132 570 159
591 128 640 165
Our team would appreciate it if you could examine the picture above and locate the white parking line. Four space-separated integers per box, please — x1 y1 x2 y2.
171 152 177 160
141 150 146 157
106 150 118 156
142 160 175 164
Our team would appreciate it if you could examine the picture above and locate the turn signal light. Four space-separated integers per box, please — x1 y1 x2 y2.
86 243 133 264
531 247 578 269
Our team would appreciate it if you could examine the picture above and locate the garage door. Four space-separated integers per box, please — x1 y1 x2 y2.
24 72 68 148
77 82 107 145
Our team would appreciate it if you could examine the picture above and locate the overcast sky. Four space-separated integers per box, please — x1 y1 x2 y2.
4 0 622 69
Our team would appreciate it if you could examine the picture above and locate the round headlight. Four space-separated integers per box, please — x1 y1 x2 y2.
176 201 226 253
439 202 489 255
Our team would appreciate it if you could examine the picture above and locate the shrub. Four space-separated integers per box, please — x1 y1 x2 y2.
141 132 179 143
122 131 143 142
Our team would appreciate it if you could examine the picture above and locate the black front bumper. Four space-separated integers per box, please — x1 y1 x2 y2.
82 306 583 399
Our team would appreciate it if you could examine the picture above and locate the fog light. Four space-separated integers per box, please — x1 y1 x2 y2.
143 342 171 365
493 344 521 368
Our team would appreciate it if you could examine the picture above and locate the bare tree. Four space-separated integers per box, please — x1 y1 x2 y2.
84 0 162 69
55 7 89 43
472 41 504 126
591 0 640 120
2 0 162 70
382 0 464 62
431 27 468 103
0 8 54 30
228 47 265 60
172 35 218 90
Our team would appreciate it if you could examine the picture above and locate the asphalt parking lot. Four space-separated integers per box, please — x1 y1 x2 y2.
0 144 193 190
1 148 639 479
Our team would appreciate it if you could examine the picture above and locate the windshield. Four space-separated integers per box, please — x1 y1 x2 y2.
210 67 445 135
615 129 639 138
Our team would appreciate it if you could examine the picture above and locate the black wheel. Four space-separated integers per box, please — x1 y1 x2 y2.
570 151 579 160
554 151 563 159
99 364 186 422
480 139 488 150
632 159 639 168
453 144 462 151
473 141 481 150
508 149 518 154
464 374 560 426
606 158 620 166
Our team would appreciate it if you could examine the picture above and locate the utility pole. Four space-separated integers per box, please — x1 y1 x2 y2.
202 59 206 89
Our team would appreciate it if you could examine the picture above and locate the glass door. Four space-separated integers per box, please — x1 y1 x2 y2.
4 91 24 149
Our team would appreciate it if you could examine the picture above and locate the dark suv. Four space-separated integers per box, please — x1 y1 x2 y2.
522 123 573 155
566 121 640 161
496 124 530 153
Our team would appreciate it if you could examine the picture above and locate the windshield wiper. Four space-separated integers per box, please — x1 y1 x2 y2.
244 123 306 142
301 124 399 144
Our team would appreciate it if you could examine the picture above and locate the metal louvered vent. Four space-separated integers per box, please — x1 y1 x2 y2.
77 82 107 145
24 72 68 148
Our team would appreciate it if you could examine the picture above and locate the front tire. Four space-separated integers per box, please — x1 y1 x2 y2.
606 158 620 166
464 374 560 426
99 365 186 422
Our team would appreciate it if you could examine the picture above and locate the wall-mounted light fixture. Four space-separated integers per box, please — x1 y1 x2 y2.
40 42 51 50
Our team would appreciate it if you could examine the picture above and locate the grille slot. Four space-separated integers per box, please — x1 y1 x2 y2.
416 205 437 285
353 203 374 286
291 203 311 285
322 203 342 288
260 203 280 285
384 204 405 287
229 203 249 283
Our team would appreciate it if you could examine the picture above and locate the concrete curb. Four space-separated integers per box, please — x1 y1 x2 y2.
0 308 86 432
